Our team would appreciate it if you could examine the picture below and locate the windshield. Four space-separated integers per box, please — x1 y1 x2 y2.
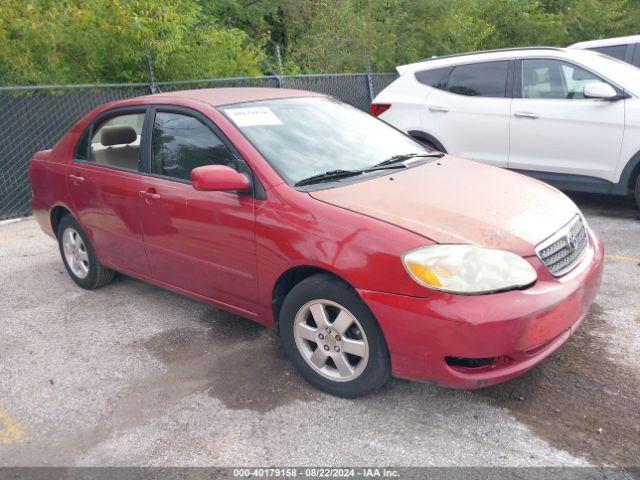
221 97 430 185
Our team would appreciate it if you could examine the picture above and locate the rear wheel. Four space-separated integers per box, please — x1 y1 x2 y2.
279 274 391 397
57 215 115 290
634 173 640 209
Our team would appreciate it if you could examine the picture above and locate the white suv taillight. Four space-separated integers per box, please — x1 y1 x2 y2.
370 103 391 117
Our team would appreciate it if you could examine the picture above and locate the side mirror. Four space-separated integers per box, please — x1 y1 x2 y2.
191 165 250 192
583 82 619 100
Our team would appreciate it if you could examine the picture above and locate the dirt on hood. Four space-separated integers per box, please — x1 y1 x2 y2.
310 156 579 257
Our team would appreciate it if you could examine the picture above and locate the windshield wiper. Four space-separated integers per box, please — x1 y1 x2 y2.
372 152 444 169
294 169 363 187
294 151 445 187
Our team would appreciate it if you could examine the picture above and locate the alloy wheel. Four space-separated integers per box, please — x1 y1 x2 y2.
62 227 89 279
293 299 369 382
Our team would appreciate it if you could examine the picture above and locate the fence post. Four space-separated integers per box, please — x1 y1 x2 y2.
146 51 159 94
365 53 374 103
275 44 284 88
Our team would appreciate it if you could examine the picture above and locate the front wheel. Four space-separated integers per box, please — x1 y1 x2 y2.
279 274 391 397
57 215 115 290
635 173 640 209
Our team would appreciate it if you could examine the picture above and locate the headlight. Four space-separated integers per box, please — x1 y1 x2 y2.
402 245 537 294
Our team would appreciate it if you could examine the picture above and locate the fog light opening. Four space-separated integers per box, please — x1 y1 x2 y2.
445 356 495 369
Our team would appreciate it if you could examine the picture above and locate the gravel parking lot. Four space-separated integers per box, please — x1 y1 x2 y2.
0 192 639 468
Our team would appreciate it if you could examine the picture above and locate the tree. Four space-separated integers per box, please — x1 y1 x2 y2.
2 0 640 85
249 0 640 73
0 0 266 85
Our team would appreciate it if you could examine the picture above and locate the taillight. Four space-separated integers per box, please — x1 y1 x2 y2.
370 103 391 117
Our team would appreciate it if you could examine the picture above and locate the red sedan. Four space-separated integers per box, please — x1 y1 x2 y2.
29 88 604 397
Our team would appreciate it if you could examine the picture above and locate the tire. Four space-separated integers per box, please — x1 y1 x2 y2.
635 173 640 210
279 273 391 398
57 215 115 290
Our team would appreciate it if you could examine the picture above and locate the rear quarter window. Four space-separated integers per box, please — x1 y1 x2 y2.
414 67 449 89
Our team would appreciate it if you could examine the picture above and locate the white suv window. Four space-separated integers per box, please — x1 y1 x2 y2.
446 61 509 98
590 44 627 61
522 59 603 100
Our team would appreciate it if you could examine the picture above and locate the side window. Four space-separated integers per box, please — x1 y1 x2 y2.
590 45 627 61
561 64 603 99
415 67 449 89
90 113 145 170
633 43 640 67
522 59 603 99
151 112 236 181
446 61 509 97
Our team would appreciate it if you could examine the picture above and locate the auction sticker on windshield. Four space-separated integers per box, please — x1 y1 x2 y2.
225 107 283 127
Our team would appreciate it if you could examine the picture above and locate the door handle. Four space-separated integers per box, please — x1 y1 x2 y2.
427 105 449 113
514 112 539 119
68 173 85 185
139 189 161 202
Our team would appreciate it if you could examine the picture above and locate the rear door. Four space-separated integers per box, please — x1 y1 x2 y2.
420 60 513 167
67 107 150 275
138 107 258 314
508 58 625 183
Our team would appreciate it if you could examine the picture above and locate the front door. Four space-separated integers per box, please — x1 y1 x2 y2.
67 109 149 275
508 58 625 183
138 108 258 314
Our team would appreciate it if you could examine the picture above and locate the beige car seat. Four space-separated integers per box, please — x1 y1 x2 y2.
92 125 140 170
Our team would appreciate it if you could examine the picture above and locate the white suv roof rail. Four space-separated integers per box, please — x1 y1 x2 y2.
417 46 564 63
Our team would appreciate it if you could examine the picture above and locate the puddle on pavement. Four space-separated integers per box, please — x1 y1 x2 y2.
143 300 640 464
476 304 640 466
143 308 319 412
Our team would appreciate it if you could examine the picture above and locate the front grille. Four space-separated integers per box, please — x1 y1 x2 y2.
536 216 588 276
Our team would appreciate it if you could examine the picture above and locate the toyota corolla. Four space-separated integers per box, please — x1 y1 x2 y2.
29 88 604 397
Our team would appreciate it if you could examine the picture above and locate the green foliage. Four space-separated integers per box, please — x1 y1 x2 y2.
0 0 265 85
268 0 640 73
1 0 640 85
255 0 640 72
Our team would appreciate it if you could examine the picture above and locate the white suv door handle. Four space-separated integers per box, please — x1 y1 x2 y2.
427 105 449 113
514 112 539 119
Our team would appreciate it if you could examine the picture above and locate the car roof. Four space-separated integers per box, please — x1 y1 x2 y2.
132 87 324 107
396 47 575 74
570 35 640 49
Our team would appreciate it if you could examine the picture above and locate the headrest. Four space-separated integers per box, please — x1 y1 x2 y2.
525 68 538 85
100 125 137 146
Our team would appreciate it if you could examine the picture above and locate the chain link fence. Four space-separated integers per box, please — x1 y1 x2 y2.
0 73 397 221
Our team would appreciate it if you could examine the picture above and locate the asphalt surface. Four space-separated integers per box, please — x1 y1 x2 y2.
0 192 638 467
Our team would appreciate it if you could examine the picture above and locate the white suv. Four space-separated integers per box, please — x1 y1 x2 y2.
569 35 640 67
372 47 640 207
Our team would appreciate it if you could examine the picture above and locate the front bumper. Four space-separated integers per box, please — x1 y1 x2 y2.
358 228 604 388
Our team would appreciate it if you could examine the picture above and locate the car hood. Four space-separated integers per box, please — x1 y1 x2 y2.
309 156 579 256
